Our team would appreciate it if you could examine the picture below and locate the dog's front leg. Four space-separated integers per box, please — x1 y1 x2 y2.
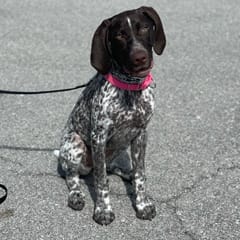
131 129 156 220
91 129 115 225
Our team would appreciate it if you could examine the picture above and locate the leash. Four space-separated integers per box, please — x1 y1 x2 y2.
0 82 89 95
0 82 90 204
0 184 7 204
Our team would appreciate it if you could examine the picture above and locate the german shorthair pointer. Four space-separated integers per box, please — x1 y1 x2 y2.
54 6 166 225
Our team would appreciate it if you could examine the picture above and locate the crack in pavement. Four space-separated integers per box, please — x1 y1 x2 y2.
156 162 240 239
165 202 199 240
158 161 240 205
0 155 23 167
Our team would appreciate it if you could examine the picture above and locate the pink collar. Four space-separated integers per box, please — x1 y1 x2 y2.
104 73 153 91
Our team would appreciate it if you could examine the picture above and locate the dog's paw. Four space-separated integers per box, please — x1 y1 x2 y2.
68 190 85 211
93 206 115 225
135 197 156 220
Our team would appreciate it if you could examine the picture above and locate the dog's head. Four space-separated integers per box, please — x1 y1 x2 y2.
91 6 166 77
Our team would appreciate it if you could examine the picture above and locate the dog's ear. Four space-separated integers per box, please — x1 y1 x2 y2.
139 6 166 55
90 19 112 74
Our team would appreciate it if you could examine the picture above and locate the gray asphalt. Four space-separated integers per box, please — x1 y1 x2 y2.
0 0 240 239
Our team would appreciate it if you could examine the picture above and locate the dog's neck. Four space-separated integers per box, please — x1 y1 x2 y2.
104 62 153 91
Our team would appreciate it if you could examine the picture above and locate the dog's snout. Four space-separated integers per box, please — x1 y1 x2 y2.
130 49 148 66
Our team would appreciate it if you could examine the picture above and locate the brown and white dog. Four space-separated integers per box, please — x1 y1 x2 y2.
55 6 166 225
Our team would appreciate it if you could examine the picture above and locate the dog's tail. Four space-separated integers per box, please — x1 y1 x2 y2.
53 149 60 158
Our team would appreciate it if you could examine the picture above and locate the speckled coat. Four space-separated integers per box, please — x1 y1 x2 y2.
56 73 156 223
55 6 166 225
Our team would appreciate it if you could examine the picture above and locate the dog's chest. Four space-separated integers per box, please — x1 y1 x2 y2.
117 92 154 127
98 85 155 139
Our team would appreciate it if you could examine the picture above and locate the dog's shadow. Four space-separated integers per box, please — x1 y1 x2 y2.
57 150 135 206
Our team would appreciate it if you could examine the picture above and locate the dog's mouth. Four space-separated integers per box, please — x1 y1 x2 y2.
123 60 153 78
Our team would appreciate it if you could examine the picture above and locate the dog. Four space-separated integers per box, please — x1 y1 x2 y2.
54 6 166 225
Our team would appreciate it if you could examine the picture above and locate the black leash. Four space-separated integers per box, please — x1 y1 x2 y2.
0 82 89 95
0 184 7 204
0 82 90 204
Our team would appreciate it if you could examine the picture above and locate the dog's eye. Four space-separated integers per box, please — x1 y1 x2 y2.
115 31 127 40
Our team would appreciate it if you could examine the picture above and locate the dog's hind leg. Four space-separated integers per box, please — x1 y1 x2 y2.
57 132 92 210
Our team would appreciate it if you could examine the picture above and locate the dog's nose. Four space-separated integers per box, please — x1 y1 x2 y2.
131 50 148 66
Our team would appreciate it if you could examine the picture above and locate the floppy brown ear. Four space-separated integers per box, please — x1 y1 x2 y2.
90 19 112 74
139 6 166 55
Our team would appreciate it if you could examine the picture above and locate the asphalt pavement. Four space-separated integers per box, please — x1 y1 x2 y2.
0 0 240 239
